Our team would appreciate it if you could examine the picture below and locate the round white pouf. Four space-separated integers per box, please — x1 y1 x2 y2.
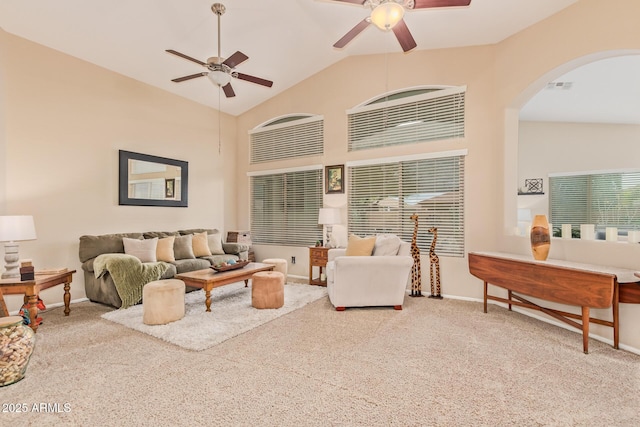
262 258 288 280
143 279 185 325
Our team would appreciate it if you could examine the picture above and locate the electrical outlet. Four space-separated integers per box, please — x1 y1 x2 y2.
291 256 296 264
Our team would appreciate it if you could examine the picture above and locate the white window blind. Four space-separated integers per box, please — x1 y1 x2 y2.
550 170 640 233
250 115 324 164
348 154 465 257
251 168 323 246
347 86 465 152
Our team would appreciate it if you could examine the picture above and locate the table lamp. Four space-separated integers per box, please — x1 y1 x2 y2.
0 215 37 279
318 208 341 248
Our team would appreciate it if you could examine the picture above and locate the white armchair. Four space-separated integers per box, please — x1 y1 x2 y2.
326 237 413 311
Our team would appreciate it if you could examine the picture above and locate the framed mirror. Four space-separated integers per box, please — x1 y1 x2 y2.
119 150 188 207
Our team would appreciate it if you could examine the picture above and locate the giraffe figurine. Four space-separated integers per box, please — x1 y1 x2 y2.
409 213 424 297
427 227 443 299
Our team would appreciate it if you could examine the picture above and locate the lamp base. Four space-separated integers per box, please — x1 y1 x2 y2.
325 226 334 248
2 242 20 279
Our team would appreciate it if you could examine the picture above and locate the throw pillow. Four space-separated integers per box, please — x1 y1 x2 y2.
192 231 212 257
372 234 402 256
156 236 176 263
123 237 158 263
207 230 225 255
345 234 376 256
173 234 195 260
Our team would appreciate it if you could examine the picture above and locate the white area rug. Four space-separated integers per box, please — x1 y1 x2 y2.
101 281 327 351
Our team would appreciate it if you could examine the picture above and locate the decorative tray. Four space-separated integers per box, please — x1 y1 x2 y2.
211 260 250 272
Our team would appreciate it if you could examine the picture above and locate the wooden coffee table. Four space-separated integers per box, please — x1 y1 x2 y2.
175 262 274 312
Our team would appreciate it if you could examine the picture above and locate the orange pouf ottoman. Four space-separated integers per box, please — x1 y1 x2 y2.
251 271 284 309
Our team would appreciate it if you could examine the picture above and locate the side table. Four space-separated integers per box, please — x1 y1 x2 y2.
0 269 76 333
309 246 329 287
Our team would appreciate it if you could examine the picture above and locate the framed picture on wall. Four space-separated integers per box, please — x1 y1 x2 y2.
165 178 175 198
325 164 344 194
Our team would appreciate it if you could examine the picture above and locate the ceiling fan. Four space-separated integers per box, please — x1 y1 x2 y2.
165 3 273 98
332 0 472 52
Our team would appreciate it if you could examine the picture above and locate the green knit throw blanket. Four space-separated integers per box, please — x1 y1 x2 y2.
94 253 170 309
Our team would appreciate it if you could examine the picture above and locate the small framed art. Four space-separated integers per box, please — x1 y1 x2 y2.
325 164 344 194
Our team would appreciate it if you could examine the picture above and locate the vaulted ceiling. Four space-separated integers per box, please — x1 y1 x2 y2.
0 0 589 117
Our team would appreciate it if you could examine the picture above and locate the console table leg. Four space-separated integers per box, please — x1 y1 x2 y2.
613 283 620 349
582 306 590 354
483 281 488 313
508 290 512 311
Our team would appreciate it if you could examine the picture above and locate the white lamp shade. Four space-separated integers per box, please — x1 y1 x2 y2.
0 215 37 242
370 2 405 31
208 70 231 86
318 208 341 225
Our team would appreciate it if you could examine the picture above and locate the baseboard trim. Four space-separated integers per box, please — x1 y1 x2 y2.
443 294 640 356
7 297 89 316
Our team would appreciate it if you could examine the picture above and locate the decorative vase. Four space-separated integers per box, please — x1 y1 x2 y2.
530 214 550 261
0 316 36 387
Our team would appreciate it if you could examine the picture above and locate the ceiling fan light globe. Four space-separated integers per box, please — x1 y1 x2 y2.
371 2 405 31
208 70 231 86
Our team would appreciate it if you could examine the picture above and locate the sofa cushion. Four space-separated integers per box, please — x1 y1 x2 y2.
345 234 376 256
123 237 158 263
372 234 402 256
174 234 195 260
178 228 217 236
207 231 225 255
143 231 180 239
173 258 210 274
157 236 176 263
160 263 178 279
192 231 212 257
78 232 144 263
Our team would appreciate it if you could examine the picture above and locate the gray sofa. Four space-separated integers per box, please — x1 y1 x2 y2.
79 228 249 308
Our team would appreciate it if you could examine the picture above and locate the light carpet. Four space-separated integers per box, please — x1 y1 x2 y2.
101 281 327 351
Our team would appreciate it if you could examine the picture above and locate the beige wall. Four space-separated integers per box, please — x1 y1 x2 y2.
518 121 640 216
237 0 640 351
0 29 237 312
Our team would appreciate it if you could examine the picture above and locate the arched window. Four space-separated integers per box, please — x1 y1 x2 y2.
250 114 323 163
347 86 465 151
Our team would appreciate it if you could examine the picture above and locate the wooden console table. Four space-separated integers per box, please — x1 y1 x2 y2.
0 269 76 333
468 252 639 353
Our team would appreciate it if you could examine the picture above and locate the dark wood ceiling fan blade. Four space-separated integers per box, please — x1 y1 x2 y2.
412 0 471 9
333 18 370 49
222 83 236 98
392 19 417 52
223 51 249 69
236 73 273 88
171 72 208 83
165 49 207 66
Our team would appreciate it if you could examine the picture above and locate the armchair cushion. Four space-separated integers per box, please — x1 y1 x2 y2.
345 234 376 256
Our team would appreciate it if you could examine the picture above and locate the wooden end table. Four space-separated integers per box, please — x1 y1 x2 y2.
0 269 76 333
309 246 329 286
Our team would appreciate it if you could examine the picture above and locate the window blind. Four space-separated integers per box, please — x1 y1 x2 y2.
348 154 465 257
250 116 323 164
550 170 640 231
347 86 465 152
250 168 323 246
